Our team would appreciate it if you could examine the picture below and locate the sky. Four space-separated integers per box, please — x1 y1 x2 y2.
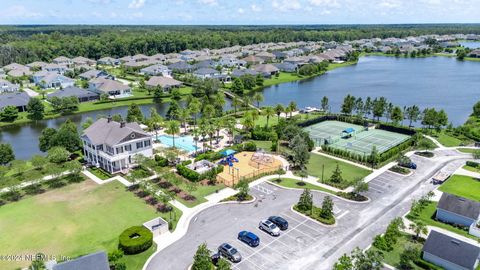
0 0 478 25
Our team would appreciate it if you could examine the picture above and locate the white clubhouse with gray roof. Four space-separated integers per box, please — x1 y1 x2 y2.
82 118 153 174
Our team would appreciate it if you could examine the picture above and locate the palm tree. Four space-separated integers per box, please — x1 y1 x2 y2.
212 118 223 144
232 96 242 114
189 98 201 131
149 108 163 139
203 104 215 119
243 96 252 109
223 116 236 144
275 104 284 122
409 221 428 240
179 108 190 134
165 120 180 149
192 129 200 155
214 91 226 112
205 123 215 148
253 92 264 108
241 113 255 131
284 106 292 119
263 106 275 128
288 101 297 118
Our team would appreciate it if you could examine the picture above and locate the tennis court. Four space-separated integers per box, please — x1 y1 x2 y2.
304 120 410 155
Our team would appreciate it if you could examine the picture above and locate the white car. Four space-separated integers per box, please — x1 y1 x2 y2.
259 220 280 236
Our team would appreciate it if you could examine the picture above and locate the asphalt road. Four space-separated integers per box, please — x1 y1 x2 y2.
146 149 470 270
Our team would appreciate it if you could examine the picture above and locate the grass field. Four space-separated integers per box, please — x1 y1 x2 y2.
370 233 424 269
406 201 478 240
270 178 335 194
438 174 480 201
464 165 480 173
432 131 464 147
458 148 480 154
0 180 177 270
306 153 371 189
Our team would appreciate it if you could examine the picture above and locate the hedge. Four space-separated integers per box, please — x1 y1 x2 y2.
466 161 479 168
154 155 168 167
118 226 153 255
176 163 224 182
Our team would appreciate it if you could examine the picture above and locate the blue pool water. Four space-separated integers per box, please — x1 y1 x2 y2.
157 135 198 152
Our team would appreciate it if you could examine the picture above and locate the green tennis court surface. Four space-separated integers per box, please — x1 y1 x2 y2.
304 120 410 155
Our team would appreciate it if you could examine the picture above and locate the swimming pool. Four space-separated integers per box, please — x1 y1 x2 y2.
156 135 198 152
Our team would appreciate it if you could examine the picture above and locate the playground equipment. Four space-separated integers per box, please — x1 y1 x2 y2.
249 150 274 169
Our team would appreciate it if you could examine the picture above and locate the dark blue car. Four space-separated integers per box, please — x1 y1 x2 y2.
268 216 289 230
238 231 260 247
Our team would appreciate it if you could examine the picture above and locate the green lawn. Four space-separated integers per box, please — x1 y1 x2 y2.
370 233 424 269
464 165 480 173
119 244 156 270
270 178 335 194
457 148 479 154
0 180 178 270
252 140 273 151
439 174 480 201
406 201 478 241
306 153 371 189
87 167 112 180
434 131 463 147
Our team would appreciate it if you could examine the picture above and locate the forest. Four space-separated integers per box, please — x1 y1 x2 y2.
1 24 480 66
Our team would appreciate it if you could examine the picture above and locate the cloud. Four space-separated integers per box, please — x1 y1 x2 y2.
86 0 113 4
251 4 262 12
272 0 302 12
4 5 42 18
308 0 340 8
237 8 245 14
379 0 401 9
198 0 218 5
128 0 146 9
132 12 144 17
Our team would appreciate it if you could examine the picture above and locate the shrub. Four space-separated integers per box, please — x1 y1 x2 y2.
23 184 45 195
46 179 66 189
158 181 173 189
414 151 434 158
194 151 224 162
466 161 479 168
154 155 168 167
413 259 443 270
0 200 5 206
169 187 182 194
372 235 391 251
251 128 277 141
176 164 200 182
389 165 410 175
118 226 153 255
135 190 150 198
181 160 192 166
127 184 140 191
145 197 158 205
156 204 173 213
243 141 257 151
1 189 22 202
182 194 196 201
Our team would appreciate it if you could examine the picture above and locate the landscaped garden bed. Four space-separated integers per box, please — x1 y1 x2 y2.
87 166 112 180
293 189 336 225
389 165 411 175
414 151 434 158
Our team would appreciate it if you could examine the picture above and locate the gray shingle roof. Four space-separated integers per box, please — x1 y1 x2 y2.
52 251 109 270
437 192 480 220
0 92 30 109
90 78 130 93
423 230 480 269
47 86 99 99
83 118 149 146
146 76 182 88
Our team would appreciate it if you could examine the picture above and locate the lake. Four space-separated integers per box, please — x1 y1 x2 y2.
2 55 480 160
460 41 480 49
261 56 480 126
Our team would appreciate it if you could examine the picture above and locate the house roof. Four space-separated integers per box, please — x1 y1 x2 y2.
253 64 279 73
231 68 259 78
194 67 218 75
423 230 480 269
167 61 193 71
3 63 27 71
90 78 129 93
79 69 106 79
83 118 149 146
53 56 71 62
7 68 32 77
52 251 109 270
437 192 480 220
146 76 182 88
0 92 30 109
48 86 99 99
140 64 169 73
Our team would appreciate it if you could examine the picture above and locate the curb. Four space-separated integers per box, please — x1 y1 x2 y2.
267 180 371 204
290 206 337 228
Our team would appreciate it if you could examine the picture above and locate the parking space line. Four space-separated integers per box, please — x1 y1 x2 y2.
262 244 296 261
283 211 327 235
235 219 309 268
292 226 317 241
242 257 267 270
368 182 385 188
336 210 350 220
368 186 384 193
281 211 303 223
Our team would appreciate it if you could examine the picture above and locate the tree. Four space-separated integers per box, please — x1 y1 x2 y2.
189 98 201 129
351 248 383 270
81 117 94 130
28 254 46 270
191 243 212 270
288 101 297 118
405 105 421 127
31 155 48 170
165 120 180 148
27 98 45 120
409 221 428 240
126 103 144 123
179 108 190 134
0 105 19 122
473 101 480 117
171 88 182 101
236 179 250 201
341 94 356 115
321 96 329 112
39 127 57 152
216 257 231 270
353 178 369 195
241 113 255 131
275 103 284 122
0 143 15 165
457 48 467 60
255 74 264 86
398 246 420 270
368 146 379 168
391 106 403 125
49 119 82 152
330 163 343 184
320 196 334 219
297 188 313 212
47 146 70 164
263 106 275 128
232 96 242 114
253 92 264 108
290 134 310 169
333 254 353 270
372 97 387 121
231 77 244 95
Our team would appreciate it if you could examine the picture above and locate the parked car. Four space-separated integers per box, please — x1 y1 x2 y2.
398 156 417 169
218 243 242 263
268 216 289 230
211 253 220 266
238 231 260 247
259 220 280 236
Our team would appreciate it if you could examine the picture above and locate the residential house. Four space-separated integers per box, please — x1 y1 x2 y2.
284 57 308 66
469 50 480 58
272 51 288 60
168 61 193 73
7 68 32 78
193 60 218 70
422 230 480 270
241 55 264 65
33 71 75 89
230 68 259 78
42 63 68 75
274 62 297 72
0 79 20 93
89 77 131 97
193 68 219 79
253 64 280 77
140 64 172 77
146 76 183 92
82 118 153 174
47 86 99 102
97 57 120 66
132 54 150 62
436 193 480 227
27 61 47 70
0 92 30 112
50 251 109 270
72 56 96 66
79 69 113 80
0 68 5 79
219 56 246 68
2 63 28 71
256 51 276 62
52 56 73 66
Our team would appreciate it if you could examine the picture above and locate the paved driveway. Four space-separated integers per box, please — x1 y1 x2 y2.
145 150 470 270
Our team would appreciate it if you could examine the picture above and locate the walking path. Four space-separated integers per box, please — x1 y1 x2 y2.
452 167 480 178
0 170 72 194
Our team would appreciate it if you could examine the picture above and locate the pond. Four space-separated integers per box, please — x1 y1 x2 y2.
260 56 480 127
459 41 480 49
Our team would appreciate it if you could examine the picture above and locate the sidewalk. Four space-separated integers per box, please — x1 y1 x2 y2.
453 167 480 178
0 170 72 194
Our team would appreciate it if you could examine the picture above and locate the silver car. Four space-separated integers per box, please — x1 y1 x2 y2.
259 219 280 236
218 243 242 263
